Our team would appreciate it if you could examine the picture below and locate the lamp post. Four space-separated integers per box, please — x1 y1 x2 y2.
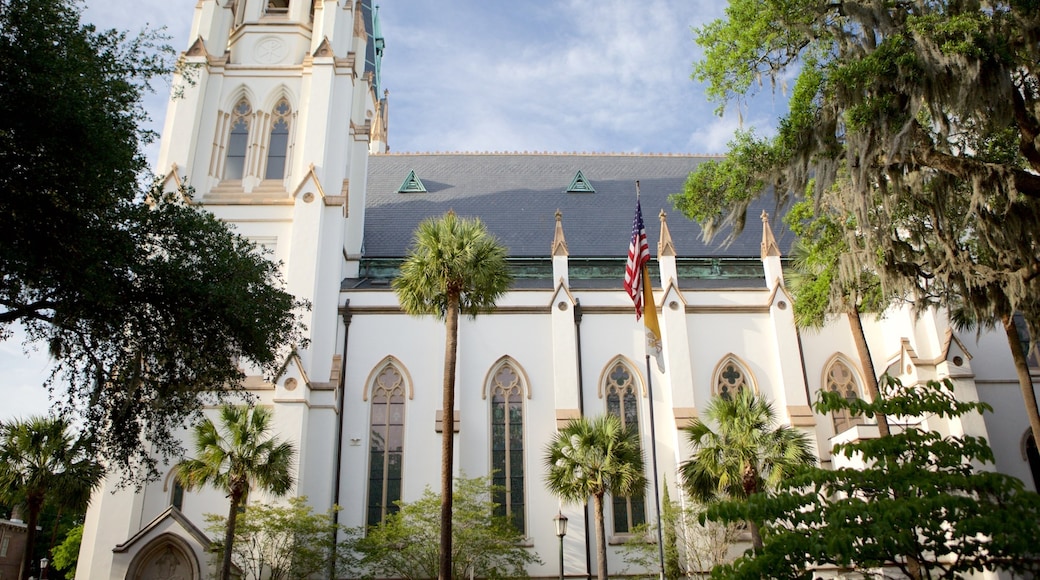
40 557 49 580
553 511 568 580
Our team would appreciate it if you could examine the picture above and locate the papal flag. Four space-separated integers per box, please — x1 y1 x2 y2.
623 194 665 373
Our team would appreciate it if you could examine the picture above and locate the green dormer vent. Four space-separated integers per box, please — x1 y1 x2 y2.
398 170 427 193
567 170 595 193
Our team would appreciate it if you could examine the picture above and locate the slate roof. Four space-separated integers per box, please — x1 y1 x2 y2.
363 153 791 259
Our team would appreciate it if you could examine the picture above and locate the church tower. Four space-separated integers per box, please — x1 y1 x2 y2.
158 0 385 492
77 3 384 578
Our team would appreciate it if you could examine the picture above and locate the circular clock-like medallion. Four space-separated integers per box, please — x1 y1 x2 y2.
255 37 287 64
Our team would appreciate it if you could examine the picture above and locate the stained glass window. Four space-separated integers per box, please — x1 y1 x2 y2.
603 359 645 534
367 362 406 527
826 358 864 434
265 98 291 179
490 360 525 533
224 99 251 180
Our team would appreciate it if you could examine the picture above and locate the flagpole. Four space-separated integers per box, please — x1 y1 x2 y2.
645 356 666 580
627 181 666 580
636 180 666 580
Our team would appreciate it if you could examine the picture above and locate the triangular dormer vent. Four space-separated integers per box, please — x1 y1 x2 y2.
397 170 427 193
566 170 595 193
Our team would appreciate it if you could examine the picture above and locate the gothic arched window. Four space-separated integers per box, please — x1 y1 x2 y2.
602 358 645 534
171 479 184 510
712 355 756 400
367 359 407 527
224 98 252 180
488 358 527 534
824 356 864 434
265 97 291 179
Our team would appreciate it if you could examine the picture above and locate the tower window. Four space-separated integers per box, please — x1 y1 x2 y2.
265 98 291 179
267 0 289 15
224 99 252 180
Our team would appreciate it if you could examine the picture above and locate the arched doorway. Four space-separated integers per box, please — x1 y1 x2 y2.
125 534 200 580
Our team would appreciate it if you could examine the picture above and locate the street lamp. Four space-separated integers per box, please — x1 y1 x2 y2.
40 557 49 580
553 511 568 580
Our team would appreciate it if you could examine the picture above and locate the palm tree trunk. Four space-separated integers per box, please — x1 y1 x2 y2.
221 490 242 580
847 309 890 436
1003 314 1040 451
741 467 764 551
592 493 608 580
439 293 460 580
19 494 44 580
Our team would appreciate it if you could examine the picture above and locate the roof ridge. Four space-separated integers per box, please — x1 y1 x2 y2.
373 150 725 158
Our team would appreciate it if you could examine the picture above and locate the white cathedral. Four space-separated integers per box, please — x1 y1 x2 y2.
76 1 1040 579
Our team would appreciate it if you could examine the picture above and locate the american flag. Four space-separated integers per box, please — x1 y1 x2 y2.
624 197 650 320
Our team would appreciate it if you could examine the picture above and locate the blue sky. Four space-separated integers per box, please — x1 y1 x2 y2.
4 0 787 420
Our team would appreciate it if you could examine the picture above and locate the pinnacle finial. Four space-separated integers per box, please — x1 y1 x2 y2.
658 209 676 257
760 211 781 258
551 209 568 257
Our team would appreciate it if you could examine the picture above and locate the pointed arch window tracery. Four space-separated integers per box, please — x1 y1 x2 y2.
825 357 865 434
712 355 757 400
367 359 407 527
264 97 292 179
602 358 646 534
487 358 527 534
223 98 252 180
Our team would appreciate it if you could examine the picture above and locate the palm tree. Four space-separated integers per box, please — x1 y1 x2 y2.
392 211 512 580
784 201 890 436
679 388 815 550
544 415 647 580
176 405 296 580
0 416 103 580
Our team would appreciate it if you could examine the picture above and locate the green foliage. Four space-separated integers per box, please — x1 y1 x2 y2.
51 523 83 578
544 414 646 580
676 0 1040 343
706 377 1040 579
177 405 296 580
354 475 541 580
544 414 647 505
0 416 102 580
0 0 305 482
204 496 355 580
392 210 513 580
392 211 513 319
679 388 815 551
782 199 885 329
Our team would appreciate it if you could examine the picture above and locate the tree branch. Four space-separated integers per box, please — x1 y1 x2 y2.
0 299 59 324
909 123 1040 198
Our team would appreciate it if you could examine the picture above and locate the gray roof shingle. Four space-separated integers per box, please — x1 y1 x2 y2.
364 153 788 259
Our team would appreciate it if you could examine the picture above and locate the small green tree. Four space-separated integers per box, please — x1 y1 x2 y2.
176 405 296 580
544 414 646 580
50 523 83 579
707 377 1040 579
0 416 103 580
355 475 540 580
204 496 355 580
679 388 816 550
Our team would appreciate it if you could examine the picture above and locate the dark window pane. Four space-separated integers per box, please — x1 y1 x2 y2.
612 495 628 533
631 498 646 526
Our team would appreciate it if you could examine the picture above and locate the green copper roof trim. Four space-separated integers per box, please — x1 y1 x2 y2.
397 169 427 193
567 170 595 193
